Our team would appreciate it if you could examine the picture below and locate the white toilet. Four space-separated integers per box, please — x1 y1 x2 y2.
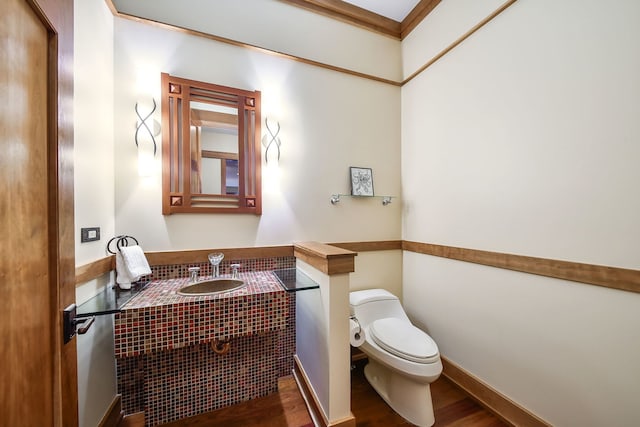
349 289 442 427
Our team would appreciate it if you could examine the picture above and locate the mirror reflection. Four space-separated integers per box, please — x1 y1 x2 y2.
190 102 239 195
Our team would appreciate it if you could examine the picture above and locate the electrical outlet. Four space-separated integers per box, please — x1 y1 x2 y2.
80 227 100 243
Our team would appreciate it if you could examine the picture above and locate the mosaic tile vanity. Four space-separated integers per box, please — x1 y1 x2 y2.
115 259 297 426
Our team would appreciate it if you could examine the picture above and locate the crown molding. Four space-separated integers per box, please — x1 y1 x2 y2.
279 0 444 40
278 0 402 38
401 0 442 39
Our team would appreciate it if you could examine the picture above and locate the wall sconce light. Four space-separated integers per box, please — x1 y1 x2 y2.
135 98 160 176
261 117 281 164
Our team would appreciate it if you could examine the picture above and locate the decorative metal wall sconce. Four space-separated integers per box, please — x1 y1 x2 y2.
135 98 158 156
135 98 160 176
261 117 281 164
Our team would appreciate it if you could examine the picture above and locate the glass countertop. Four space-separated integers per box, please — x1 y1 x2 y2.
76 281 150 318
273 268 319 292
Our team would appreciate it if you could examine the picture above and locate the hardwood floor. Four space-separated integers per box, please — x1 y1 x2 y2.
159 376 313 427
351 359 509 427
159 359 509 427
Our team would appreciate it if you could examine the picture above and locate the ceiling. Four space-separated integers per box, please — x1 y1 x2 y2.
342 0 422 22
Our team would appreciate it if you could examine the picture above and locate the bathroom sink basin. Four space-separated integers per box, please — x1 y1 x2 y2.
178 278 245 296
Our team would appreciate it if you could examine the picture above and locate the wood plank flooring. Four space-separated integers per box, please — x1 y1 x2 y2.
351 359 509 427
159 376 312 427
159 359 509 427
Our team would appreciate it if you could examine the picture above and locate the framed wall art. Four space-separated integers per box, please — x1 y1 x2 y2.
350 167 374 197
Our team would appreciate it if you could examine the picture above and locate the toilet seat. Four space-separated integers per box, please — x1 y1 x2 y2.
370 318 439 364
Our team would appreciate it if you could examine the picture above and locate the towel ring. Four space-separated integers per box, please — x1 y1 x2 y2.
107 235 139 254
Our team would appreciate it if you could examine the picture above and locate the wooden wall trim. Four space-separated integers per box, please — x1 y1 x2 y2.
73 241 401 286
292 355 328 427
400 0 441 39
98 394 123 427
294 241 357 275
38 0 78 424
105 0 515 88
74 246 294 285
112 12 401 87
279 0 401 39
104 0 118 15
329 240 402 252
118 412 145 427
75 255 114 286
442 357 551 427
145 245 294 266
351 351 549 426
281 0 447 41
74 240 638 295
402 0 518 85
403 241 640 294
292 356 356 427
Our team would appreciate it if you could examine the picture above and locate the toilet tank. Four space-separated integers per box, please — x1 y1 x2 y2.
349 289 409 328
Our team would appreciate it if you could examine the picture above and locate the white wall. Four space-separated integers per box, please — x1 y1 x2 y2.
74 0 116 267
350 250 403 298
401 0 505 77
401 1 640 425
73 0 117 426
111 0 401 82
113 17 402 251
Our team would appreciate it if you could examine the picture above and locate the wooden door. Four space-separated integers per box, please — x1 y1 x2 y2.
0 0 77 425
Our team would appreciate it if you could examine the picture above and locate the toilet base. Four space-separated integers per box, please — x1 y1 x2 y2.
364 359 436 427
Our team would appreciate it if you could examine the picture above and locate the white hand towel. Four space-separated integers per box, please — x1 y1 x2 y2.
116 252 133 289
120 245 152 281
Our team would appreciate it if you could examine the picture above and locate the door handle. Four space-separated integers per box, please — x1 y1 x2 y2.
63 304 96 343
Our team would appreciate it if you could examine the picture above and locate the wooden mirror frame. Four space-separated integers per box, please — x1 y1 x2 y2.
161 73 262 215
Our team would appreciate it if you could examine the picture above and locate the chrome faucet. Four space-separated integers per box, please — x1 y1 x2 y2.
230 264 241 279
188 266 200 283
208 252 224 278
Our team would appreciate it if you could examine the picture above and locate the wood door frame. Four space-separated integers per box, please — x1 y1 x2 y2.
28 0 78 425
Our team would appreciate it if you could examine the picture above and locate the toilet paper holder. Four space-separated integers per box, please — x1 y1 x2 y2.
350 315 361 340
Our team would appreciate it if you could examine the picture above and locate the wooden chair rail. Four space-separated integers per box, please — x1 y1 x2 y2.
75 240 639 295
75 246 295 286
75 255 114 285
329 240 402 252
294 241 357 275
403 241 640 294
144 245 294 266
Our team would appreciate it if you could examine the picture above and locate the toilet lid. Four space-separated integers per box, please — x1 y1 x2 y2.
370 318 439 364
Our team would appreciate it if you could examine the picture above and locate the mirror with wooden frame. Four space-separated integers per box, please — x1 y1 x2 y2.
161 73 261 214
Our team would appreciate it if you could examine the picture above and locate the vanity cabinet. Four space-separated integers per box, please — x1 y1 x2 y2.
114 272 288 426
